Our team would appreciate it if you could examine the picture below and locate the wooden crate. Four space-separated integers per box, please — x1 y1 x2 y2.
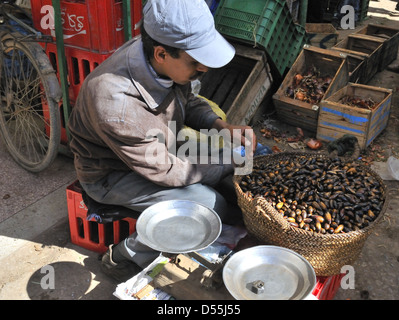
305 23 338 49
272 45 348 132
347 55 366 84
331 34 384 84
199 43 273 125
355 24 399 71
317 83 392 149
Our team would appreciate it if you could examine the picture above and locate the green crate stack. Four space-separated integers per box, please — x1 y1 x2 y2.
359 0 370 22
214 0 307 78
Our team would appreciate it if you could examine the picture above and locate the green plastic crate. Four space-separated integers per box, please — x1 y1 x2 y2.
214 0 307 77
215 0 288 46
267 23 307 77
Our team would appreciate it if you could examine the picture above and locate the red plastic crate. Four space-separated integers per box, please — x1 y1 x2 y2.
312 273 344 300
66 180 137 253
42 98 69 145
45 42 112 102
31 0 142 54
43 99 69 145
43 42 112 144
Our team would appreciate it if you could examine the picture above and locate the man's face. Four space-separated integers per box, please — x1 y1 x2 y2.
161 51 209 85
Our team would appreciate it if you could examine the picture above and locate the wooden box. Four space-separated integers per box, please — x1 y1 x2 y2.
355 24 399 71
199 43 273 125
347 55 366 84
305 23 339 49
331 34 384 84
272 45 348 132
317 83 392 149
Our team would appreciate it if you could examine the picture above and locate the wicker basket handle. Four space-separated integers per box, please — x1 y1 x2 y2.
258 206 272 221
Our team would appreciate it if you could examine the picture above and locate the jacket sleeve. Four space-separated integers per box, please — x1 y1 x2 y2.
99 119 234 187
89 84 233 188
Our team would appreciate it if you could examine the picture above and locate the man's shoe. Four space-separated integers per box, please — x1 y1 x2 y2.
101 245 142 282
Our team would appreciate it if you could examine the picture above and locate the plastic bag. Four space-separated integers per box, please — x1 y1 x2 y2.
387 156 399 180
233 142 273 157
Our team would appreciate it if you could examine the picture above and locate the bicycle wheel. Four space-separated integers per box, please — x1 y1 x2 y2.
0 32 62 172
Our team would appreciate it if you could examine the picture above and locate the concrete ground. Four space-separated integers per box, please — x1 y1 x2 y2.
0 0 399 300
0 148 119 299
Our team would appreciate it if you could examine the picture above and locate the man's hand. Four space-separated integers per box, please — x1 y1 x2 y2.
212 118 257 154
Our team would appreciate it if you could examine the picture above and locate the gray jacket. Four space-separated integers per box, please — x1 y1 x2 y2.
68 37 233 186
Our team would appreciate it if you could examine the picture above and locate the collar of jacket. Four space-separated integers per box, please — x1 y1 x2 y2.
126 37 173 109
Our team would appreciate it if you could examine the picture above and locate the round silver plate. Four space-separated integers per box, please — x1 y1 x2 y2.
136 200 222 254
223 245 316 300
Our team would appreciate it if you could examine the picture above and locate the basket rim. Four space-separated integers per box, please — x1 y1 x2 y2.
233 151 388 239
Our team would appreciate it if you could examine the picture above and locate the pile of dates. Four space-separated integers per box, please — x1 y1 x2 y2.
285 66 332 104
239 155 385 235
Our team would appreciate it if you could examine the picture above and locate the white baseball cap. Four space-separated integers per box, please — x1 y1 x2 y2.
143 0 235 68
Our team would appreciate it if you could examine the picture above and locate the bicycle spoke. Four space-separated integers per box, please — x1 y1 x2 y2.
7 105 48 163
0 35 61 171
2 50 48 157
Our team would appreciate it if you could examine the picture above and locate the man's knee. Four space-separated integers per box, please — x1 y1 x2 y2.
183 184 241 224
180 184 222 209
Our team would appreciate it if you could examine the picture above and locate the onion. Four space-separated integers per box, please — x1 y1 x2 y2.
306 138 322 150
295 91 305 101
294 74 303 86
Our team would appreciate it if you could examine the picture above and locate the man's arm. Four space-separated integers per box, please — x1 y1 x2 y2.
212 118 257 154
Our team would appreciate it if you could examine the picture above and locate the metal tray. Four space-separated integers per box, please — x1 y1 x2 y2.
223 245 316 300
136 200 222 254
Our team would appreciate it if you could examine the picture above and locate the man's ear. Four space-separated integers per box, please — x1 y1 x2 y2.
153 46 167 63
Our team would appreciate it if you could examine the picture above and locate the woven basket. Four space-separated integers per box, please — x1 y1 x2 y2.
233 152 388 276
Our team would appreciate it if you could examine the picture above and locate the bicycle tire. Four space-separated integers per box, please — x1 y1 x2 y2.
0 32 62 172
